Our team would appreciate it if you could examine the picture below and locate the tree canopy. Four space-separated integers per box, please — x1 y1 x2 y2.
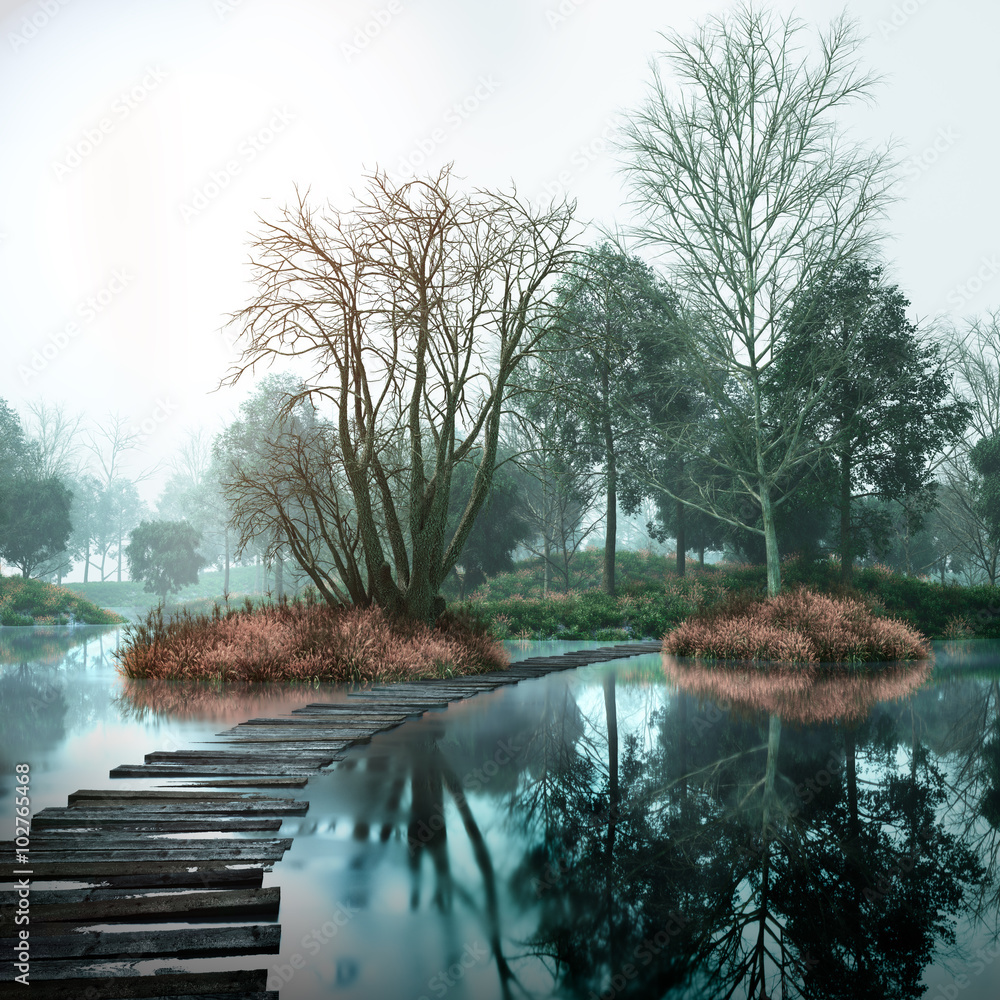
125 520 206 601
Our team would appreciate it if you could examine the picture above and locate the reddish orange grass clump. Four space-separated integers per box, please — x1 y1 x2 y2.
662 587 931 664
115 600 509 683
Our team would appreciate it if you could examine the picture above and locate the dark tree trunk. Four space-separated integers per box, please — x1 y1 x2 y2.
676 495 686 577
601 354 616 596
840 448 853 584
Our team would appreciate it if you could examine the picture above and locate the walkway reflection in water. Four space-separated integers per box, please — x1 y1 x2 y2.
265 644 1000 999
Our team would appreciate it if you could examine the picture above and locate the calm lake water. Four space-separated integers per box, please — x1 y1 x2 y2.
3 626 1000 999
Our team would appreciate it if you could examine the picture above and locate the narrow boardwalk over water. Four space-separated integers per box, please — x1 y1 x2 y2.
1 641 661 997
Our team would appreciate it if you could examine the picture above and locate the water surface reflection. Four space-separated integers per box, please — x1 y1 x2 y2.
271 646 1000 999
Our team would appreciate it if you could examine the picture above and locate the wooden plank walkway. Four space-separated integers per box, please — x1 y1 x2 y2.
1 640 661 997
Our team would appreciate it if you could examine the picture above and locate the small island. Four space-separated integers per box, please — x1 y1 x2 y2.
661 586 931 663
0 575 124 627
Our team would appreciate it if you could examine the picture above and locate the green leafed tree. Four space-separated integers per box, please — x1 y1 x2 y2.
125 520 206 602
0 477 73 579
544 243 681 595
769 260 970 580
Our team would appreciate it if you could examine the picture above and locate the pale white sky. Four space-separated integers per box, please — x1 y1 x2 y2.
1 0 998 496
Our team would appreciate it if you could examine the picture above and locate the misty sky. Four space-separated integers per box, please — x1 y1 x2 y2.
1 0 998 498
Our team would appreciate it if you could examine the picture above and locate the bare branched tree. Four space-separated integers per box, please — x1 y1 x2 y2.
618 3 896 594
935 312 1000 583
223 166 578 620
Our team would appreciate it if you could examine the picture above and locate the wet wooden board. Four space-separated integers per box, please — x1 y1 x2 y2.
235 716 397 727
0 966 273 996
293 703 413 714
207 733 356 744
67 789 301 804
2 836 289 852
50 800 307 815
9 843 290 864
3 858 277 879
154 777 309 788
3 866 267 890
0 922 281 960
4 887 279 926
143 750 339 764
109 762 335 778
31 816 284 833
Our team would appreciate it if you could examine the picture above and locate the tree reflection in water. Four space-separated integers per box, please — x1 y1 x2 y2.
478 655 986 999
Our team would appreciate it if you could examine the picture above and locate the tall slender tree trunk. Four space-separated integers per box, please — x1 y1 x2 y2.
760 487 781 597
223 528 230 597
840 449 853 584
117 518 123 583
603 420 617 597
601 357 616 596
275 549 284 600
676 496 686 577
83 542 90 584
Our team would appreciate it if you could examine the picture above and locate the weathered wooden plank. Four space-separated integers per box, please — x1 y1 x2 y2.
1 923 281 959
0 965 272 996
67 789 300 804
347 691 457 700
208 736 356 747
3 859 275 878
1 836 290 853
109 763 330 777
10 843 290 863
236 717 390 726
295 703 412 713
51 800 307 814
143 751 338 763
32 817 284 833
3 886 279 926
157 777 308 788
265 713 402 723
0 884 277 911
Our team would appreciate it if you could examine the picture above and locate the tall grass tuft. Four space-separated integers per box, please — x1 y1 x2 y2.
662 586 931 663
114 600 509 683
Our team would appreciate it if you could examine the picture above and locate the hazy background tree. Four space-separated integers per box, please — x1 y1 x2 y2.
125 520 206 602
935 313 1000 583
0 477 73 579
505 354 603 595
619 2 896 595
216 373 347 604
